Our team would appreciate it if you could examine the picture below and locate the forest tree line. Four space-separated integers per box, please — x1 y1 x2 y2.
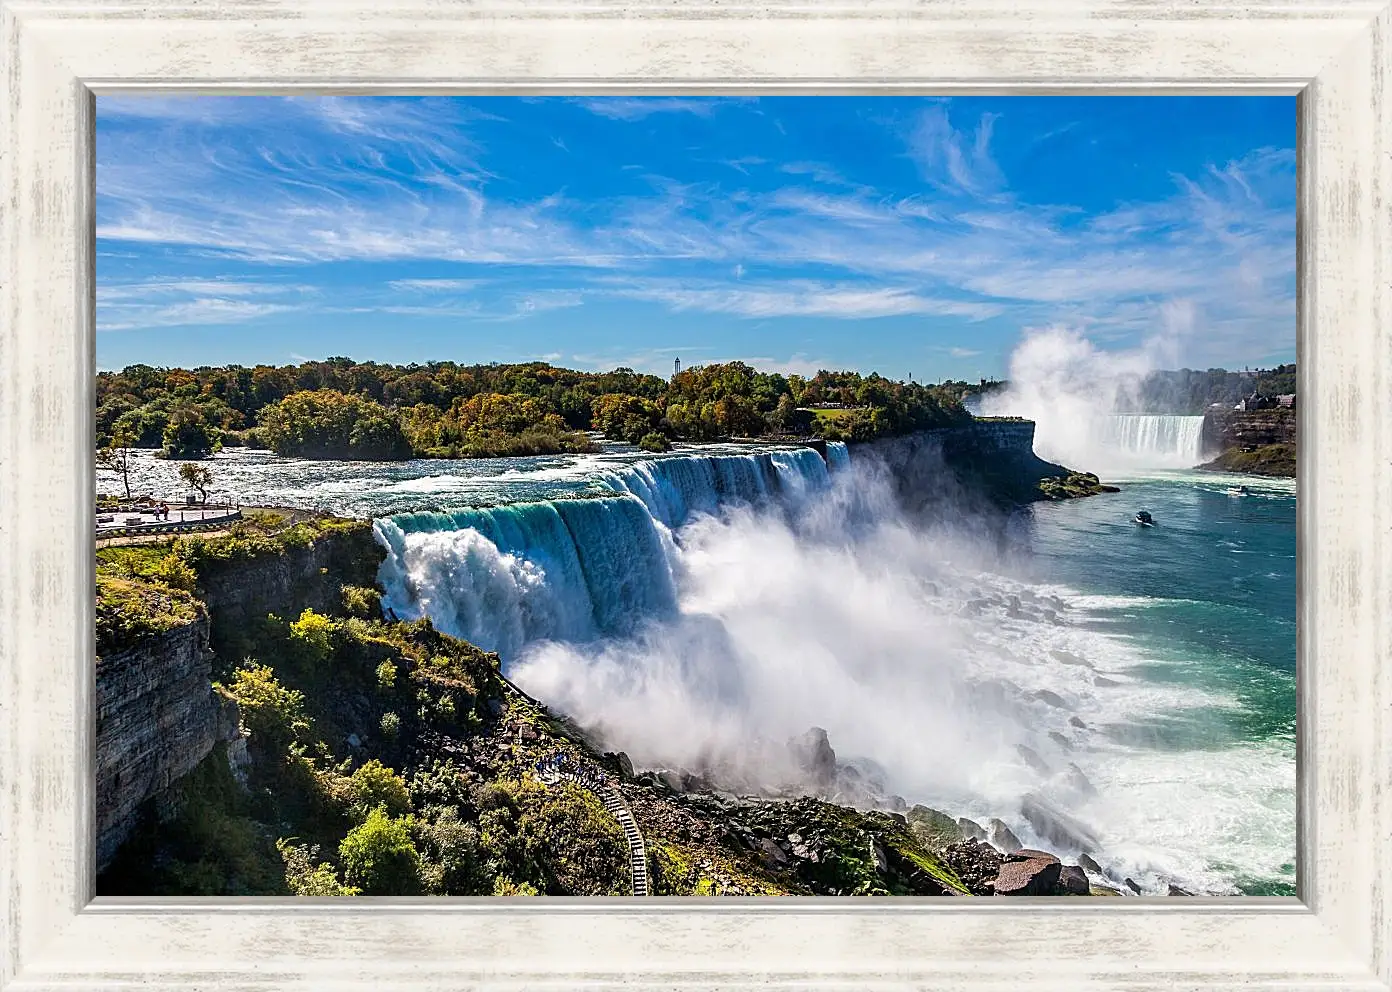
96 358 973 461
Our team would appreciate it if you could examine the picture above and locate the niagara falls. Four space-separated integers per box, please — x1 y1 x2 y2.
90 93 1297 903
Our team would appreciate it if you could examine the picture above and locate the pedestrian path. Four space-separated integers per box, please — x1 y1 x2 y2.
536 754 648 897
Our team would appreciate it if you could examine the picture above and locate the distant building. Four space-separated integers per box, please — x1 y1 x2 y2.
1277 393 1296 409
1236 390 1280 412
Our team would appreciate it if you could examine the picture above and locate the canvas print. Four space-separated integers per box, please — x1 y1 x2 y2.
93 96 1295 898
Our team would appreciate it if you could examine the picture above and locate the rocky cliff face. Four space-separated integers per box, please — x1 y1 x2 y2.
1199 409 1296 477
852 420 1072 515
198 525 383 664
96 524 384 872
95 615 239 871
1201 408 1296 451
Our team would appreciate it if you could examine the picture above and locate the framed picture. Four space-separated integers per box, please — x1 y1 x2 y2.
2 1 1389 988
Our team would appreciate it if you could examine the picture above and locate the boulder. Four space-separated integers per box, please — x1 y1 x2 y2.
907 805 965 851
957 817 988 842
1005 848 1060 865
1050 649 1092 669
1124 877 1143 895
987 818 1023 854
1057 864 1090 895
1069 716 1088 729
758 838 788 866
1020 793 1101 852
1064 764 1097 797
657 769 685 793
788 727 837 787
1033 689 1068 708
1078 853 1104 875
1017 745 1052 775
993 857 1063 896
1167 883 1194 896
1048 731 1072 750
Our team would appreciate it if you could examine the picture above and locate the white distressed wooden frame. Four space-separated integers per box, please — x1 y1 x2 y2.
0 0 1388 988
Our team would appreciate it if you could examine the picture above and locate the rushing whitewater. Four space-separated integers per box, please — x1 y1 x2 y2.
375 441 1294 896
1099 415 1207 469
376 448 831 657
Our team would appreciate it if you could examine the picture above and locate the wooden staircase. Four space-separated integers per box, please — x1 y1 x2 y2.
536 757 648 897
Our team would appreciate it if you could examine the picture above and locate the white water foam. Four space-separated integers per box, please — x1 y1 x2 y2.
376 447 1293 895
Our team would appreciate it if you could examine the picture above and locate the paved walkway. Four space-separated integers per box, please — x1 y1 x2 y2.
95 508 242 548
536 755 649 897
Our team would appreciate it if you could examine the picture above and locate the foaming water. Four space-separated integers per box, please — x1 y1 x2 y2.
103 440 1293 894
374 445 1294 896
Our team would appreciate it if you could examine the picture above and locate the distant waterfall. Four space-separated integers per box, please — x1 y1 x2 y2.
1103 415 1207 468
375 446 840 658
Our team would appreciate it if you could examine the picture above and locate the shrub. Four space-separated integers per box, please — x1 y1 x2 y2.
379 711 402 739
416 807 489 895
638 432 672 453
288 608 335 663
338 807 422 895
342 585 382 618
514 781 628 895
375 660 398 690
276 839 360 896
148 553 199 592
348 759 411 819
279 523 317 551
222 664 311 751
492 876 539 897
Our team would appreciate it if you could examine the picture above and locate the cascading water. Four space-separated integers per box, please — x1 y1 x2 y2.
1102 415 1207 469
375 447 832 657
371 438 1294 897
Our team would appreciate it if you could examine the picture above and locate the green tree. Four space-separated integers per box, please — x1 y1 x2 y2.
222 664 311 753
257 390 412 460
347 759 411 819
338 807 423 895
276 839 360 896
97 424 138 502
162 404 219 460
178 462 213 503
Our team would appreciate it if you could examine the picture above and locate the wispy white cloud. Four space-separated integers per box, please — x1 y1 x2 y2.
387 278 486 293
907 104 1004 196
573 98 724 121
95 97 1293 364
606 278 1003 321
98 278 313 330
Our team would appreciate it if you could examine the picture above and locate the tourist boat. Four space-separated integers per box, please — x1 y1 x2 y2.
1133 510 1155 527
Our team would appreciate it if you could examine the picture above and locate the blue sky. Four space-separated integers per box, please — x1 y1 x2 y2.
96 96 1295 380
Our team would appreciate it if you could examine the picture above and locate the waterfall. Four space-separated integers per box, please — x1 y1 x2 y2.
1103 415 1207 468
825 441 851 473
376 446 840 658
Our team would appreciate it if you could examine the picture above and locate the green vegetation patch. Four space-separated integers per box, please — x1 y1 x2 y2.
96 575 203 656
97 357 976 463
1037 471 1120 501
1201 443 1295 478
